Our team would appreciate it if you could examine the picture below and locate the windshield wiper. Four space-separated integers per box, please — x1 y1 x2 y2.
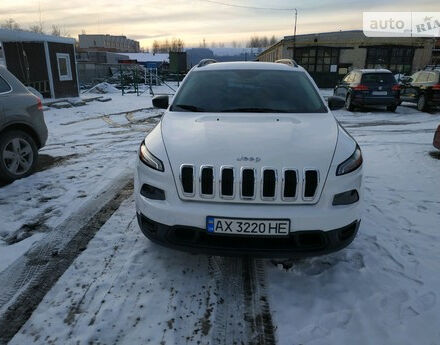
221 107 289 113
172 104 205 112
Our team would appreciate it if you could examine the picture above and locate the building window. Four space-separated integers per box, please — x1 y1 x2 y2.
56 53 72 81
366 46 414 74
294 47 339 73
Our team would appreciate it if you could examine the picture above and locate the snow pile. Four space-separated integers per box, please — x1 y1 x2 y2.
86 82 120 94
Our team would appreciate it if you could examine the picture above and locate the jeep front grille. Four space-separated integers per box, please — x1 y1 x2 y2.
220 167 234 197
180 165 194 196
262 169 276 199
282 169 298 200
179 165 320 203
304 169 319 199
241 168 256 199
200 166 214 197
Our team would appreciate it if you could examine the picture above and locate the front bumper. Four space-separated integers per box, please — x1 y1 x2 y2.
137 212 360 258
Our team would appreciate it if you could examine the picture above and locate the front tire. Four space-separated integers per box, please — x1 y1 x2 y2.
0 130 38 183
387 105 397 112
417 94 429 112
345 94 355 111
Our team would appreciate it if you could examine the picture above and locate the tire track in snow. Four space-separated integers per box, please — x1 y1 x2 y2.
210 256 276 345
0 175 133 345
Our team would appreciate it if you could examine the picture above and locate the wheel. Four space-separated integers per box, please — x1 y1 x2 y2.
345 94 355 111
387 105 397 112
0 130 38 183
417 94 429 112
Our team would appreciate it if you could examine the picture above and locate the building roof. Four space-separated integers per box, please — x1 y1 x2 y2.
122 52 169 63
0 28 75 44
353 68 392 73
284 30 364 40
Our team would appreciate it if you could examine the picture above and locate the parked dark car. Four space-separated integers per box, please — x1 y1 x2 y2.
334 69 400 112
399 70 440 112
434 125 440 150
0 66 48 183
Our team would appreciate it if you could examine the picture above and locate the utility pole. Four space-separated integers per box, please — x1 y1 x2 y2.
293 9 298 60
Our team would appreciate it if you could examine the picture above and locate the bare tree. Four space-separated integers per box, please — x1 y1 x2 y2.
152 40 160 53
247 35 271 48
170 38 184 52
29 24 44 34
152 38 184 53
50 25 70 37
1 18 20 30
51 25 61 36
199 38 207 48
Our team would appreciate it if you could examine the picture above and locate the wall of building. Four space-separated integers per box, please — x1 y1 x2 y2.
48 42 79 98
413 44 435 71
78 34 140 53
77 62 119 84
2 41 51 97
339 48 367 69
257 30 435 87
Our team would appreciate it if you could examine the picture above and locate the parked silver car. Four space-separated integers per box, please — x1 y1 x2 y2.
0 66 48 183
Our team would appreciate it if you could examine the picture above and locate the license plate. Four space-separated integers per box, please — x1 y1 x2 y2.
206 217 290 237
372 91 388 96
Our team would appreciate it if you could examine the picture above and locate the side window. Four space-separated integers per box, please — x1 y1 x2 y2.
353 72 361 83
427 73 436 83
411 72 419 82
0 75 11 93
343 73 352 83
56 53 73 81
416 72 428 83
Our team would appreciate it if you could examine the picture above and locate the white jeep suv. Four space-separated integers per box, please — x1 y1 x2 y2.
135 60 363 257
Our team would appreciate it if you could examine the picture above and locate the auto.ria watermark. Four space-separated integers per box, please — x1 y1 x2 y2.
363 12 440 37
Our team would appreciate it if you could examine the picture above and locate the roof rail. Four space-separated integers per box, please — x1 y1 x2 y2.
275 59 298 67
197 59 217 68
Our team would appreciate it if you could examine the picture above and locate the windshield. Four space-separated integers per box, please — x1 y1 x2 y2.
171 69 327 113
361 73 396 84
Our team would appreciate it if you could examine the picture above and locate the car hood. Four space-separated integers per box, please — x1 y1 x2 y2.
161 112 338 203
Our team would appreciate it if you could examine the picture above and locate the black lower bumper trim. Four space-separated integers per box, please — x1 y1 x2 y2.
136 213 360 258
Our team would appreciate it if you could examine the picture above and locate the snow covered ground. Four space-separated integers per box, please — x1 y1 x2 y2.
0 89 162 272
1 87 440 344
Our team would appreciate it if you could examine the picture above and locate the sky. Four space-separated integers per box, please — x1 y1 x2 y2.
0 0 439 49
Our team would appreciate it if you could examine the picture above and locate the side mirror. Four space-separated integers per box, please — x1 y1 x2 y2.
152 95 169 109
400 76 412 84
327 96 345 110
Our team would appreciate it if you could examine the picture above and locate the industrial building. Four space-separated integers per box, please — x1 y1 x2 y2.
78 34 140 53
257 30 436 87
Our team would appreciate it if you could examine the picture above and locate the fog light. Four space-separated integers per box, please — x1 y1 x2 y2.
333 190 359 206
141 184 165 200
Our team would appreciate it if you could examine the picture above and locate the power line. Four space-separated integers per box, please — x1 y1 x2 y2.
199 0 294 11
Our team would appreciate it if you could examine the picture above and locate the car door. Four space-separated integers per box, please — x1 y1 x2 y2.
0 74 12 122
334 72 352 98
401 72 422 102
412 72 429 101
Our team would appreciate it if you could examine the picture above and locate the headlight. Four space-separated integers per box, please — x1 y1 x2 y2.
336 145 363 176
139 141 164 172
